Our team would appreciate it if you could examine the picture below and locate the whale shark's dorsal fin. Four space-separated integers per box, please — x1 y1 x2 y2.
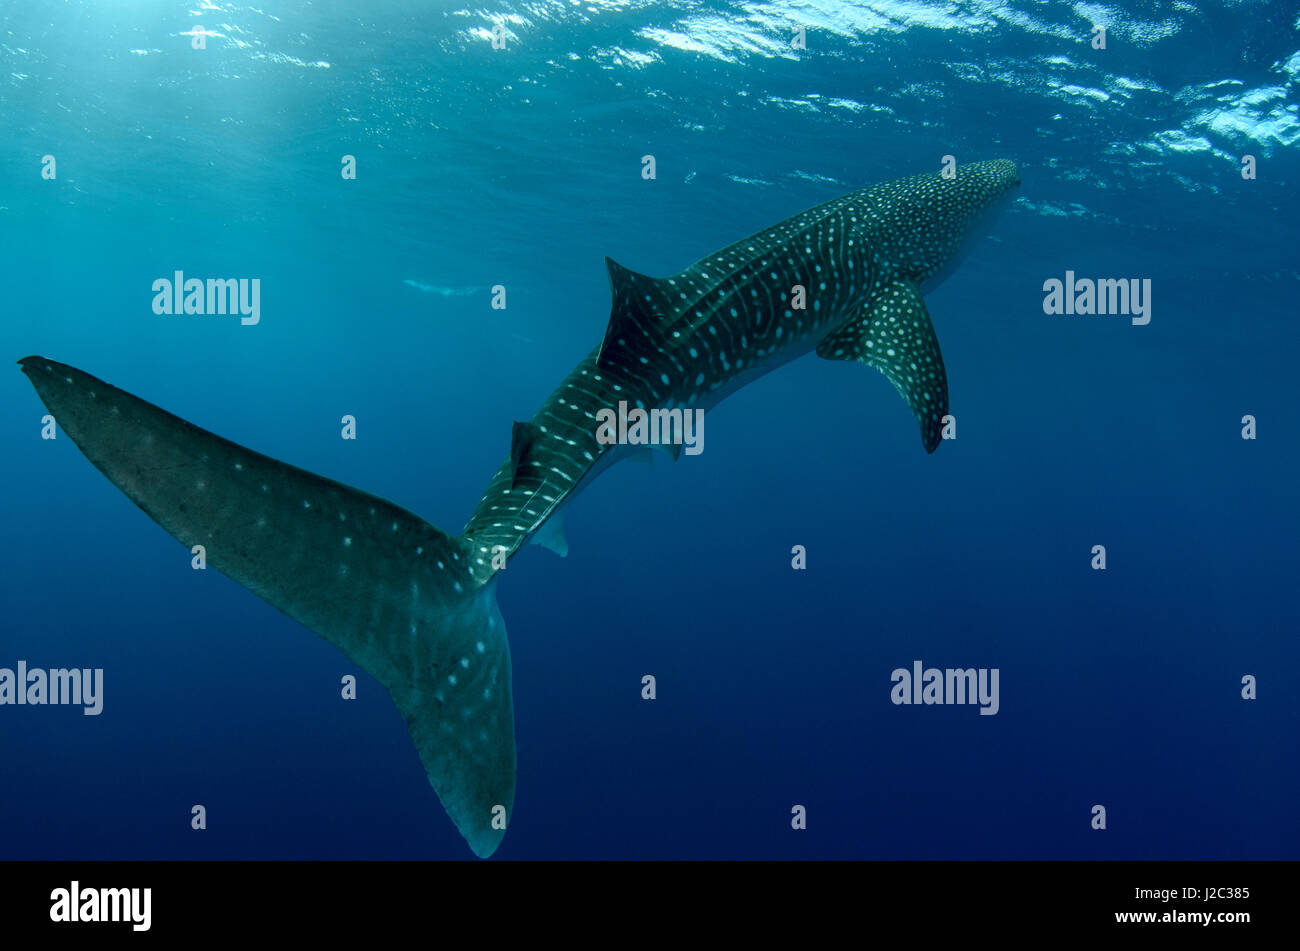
817 280 950 453
597 256 674 370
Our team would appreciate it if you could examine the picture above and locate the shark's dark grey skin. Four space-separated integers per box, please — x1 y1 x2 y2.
19 159 1019 857
461 159 1021 575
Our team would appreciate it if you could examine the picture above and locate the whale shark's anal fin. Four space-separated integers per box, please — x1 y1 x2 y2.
18 356 515 858
816 281 950 453
597 256 675 371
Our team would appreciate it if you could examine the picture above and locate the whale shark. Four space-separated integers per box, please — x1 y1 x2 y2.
19 159 1021 857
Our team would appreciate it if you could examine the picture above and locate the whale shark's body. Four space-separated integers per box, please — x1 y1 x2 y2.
20 159 1020 857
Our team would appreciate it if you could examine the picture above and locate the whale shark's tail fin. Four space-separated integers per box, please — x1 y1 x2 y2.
18 357 515 858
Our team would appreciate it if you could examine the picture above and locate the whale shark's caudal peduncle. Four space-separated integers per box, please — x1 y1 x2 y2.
19 159 1020 856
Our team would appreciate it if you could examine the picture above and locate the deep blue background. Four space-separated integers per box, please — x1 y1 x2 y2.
1 1 1296 858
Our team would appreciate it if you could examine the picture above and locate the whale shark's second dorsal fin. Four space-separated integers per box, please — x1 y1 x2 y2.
509 420 543 488
817 280 950 453
597 257 675 371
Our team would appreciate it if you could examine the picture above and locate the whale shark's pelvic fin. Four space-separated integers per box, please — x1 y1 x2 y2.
530 508 568 557
816 280 950 453
17 356 516 858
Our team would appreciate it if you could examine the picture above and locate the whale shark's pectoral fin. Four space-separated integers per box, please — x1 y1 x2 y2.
597 257 673 370
817 280 949 453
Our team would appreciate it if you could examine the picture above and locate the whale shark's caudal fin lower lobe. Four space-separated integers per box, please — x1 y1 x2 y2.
17 357 515 858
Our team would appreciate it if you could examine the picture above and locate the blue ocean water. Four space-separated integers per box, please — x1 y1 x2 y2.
0 1 1297 860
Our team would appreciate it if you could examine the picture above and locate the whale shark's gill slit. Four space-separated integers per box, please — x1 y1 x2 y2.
16 356 515 859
